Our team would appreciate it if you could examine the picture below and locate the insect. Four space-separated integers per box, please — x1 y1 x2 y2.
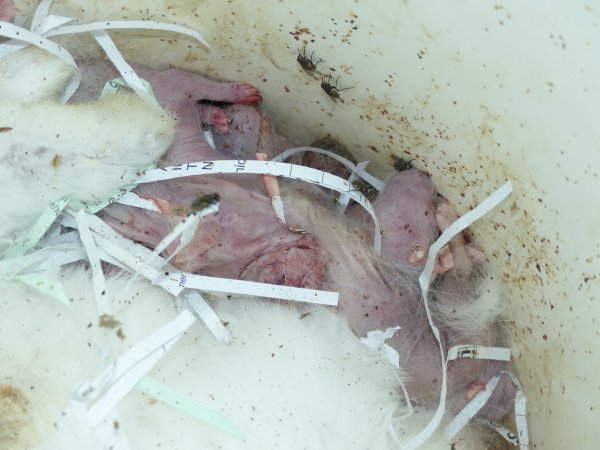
320 74 352 100
351 180 378 200
391 154 414 172
190 193 220 212
297 46 324 72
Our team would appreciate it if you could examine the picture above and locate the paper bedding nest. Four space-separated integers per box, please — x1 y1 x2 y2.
0 3 529 450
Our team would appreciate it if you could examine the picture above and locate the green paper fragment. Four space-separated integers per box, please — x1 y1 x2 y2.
100 77 156 100
16 273 71 307
4 198 69 258
136 377 244 440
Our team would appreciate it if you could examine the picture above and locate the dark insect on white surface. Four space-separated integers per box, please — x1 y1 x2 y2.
320 73 353 100
297 46 324 72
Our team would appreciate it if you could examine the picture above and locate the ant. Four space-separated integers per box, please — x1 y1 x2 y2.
320 74 352 100
297 46 323 72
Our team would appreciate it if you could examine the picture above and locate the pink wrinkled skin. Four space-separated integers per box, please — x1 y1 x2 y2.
95 65 515 421
0 0 14 23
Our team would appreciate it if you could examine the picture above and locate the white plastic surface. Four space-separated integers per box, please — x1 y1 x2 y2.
12 1 600 448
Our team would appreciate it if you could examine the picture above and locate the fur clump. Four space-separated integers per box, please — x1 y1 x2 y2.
0 48 76 103
0 267 483 450
430 271 503 338
0 49 176 248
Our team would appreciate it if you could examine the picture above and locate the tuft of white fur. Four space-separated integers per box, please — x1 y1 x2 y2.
0 268 487 449
0 48 76 103
430 273 503 337
0 92 175 248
